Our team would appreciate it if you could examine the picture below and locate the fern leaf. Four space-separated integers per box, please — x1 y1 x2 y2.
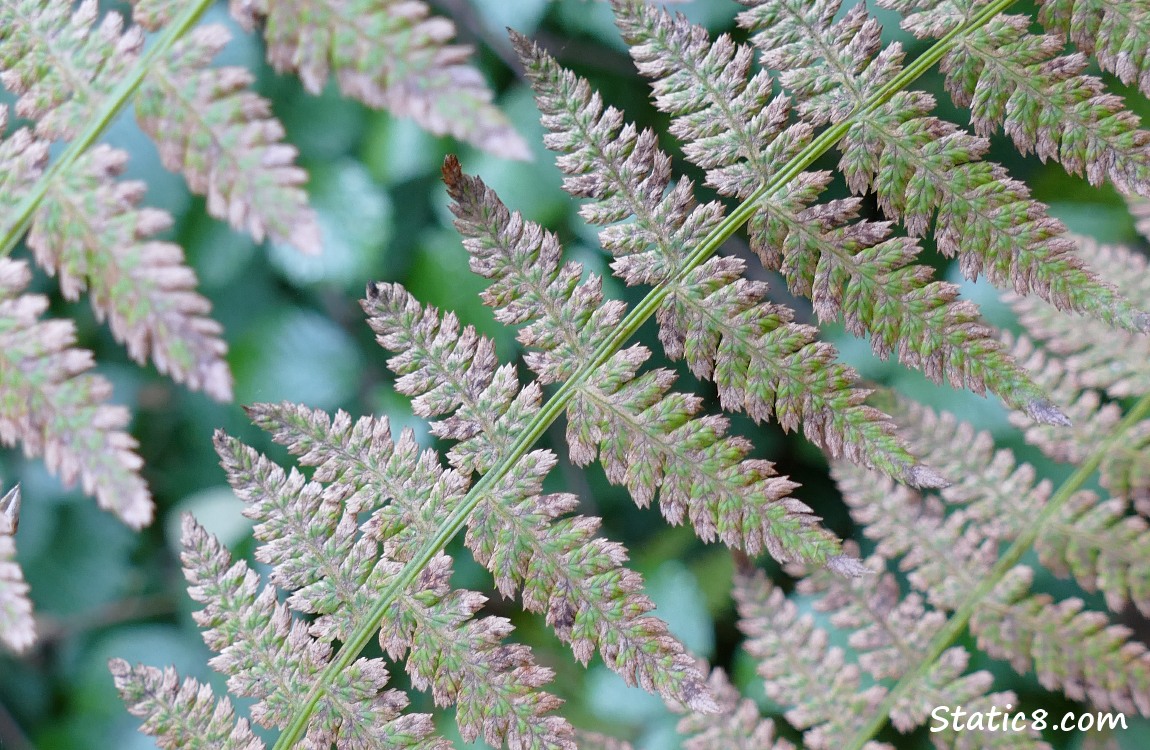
179 514 445 749
733 567 892 749
834 410 1150 716
677 668 796 750
1038 0 1150 99
898 8 1150 194
230 0 528 160
1007 332 1150 532
362 283 715 711
111 660 265 750
0 0 143 140
1007 237 1150 398
972 567 1150 715
29 144 232 401
615 1 1056 423
442 156 844 564
511 33 944 487
213 427 574 749
738 0 1148 335
0 258 150 527
0 485 33 654
136 25 321 253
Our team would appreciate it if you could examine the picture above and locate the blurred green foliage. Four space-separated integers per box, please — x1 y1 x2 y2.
2 1 1149 749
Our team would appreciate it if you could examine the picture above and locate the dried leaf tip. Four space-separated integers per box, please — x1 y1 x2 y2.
0 486 19 535
1026 398 1073 427
826 554 869 578
442 154 463 188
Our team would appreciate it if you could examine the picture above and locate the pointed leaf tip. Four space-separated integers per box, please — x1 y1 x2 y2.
0 485 19 535
442 154 463 187
1026 399 1072 427
827 554 870 578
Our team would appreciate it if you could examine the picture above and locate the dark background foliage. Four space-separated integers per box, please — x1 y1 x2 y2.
2 0 1148 747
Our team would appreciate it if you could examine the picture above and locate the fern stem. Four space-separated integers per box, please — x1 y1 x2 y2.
842 389 1150 750
0 0 214 259
274 2 1020 745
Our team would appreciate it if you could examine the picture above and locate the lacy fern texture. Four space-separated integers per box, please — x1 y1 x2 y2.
2 0 1149 747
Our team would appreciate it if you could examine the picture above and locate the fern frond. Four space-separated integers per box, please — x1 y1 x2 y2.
442 156 845 564
135 24 321 253
230 0 528 160
1007 237 1150 398
362 283 715 711
213 425 574 749
615 0 1055 421
893 5 1150 194
735 569 886 748
0 258 150 527
739 0 1148 334
29 144 232 401
677 668 796 750
0 485 33 654
0 0 143 140
510 33 942 487
1037 0 1150 98
833 406 1150 716
110 660 265 750
178 514 445 749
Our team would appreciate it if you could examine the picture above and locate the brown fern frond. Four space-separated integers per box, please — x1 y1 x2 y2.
677 669 797 750
29 145 232 401
230 0 528 160
0 258 150 527
511 31 944 487
615 0 1058 422
1038 0 1150 98
442 157 844 563
111 660 266 750
0 0 143 140
213 430 574 749
741 0 1147 335
363 283 716 711
901 8 1150 195
136 24 321 253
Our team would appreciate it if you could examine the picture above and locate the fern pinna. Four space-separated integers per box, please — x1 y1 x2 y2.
110 0 1150 749
0 0 524 533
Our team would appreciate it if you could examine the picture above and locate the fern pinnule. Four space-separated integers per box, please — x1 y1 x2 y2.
511 32 945 490
230 0 528 160
0 257 150 526
676 669 795 750
362 282 715 712
442 155 846 565
0 485 33 654
212 430 572 749
738 0 1149 337
28 144 232 401
111 660 265 750
1037 0 1150 98
135 24 321 254
893 5 1150 195
616 1 1056 424
0 0 143 140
